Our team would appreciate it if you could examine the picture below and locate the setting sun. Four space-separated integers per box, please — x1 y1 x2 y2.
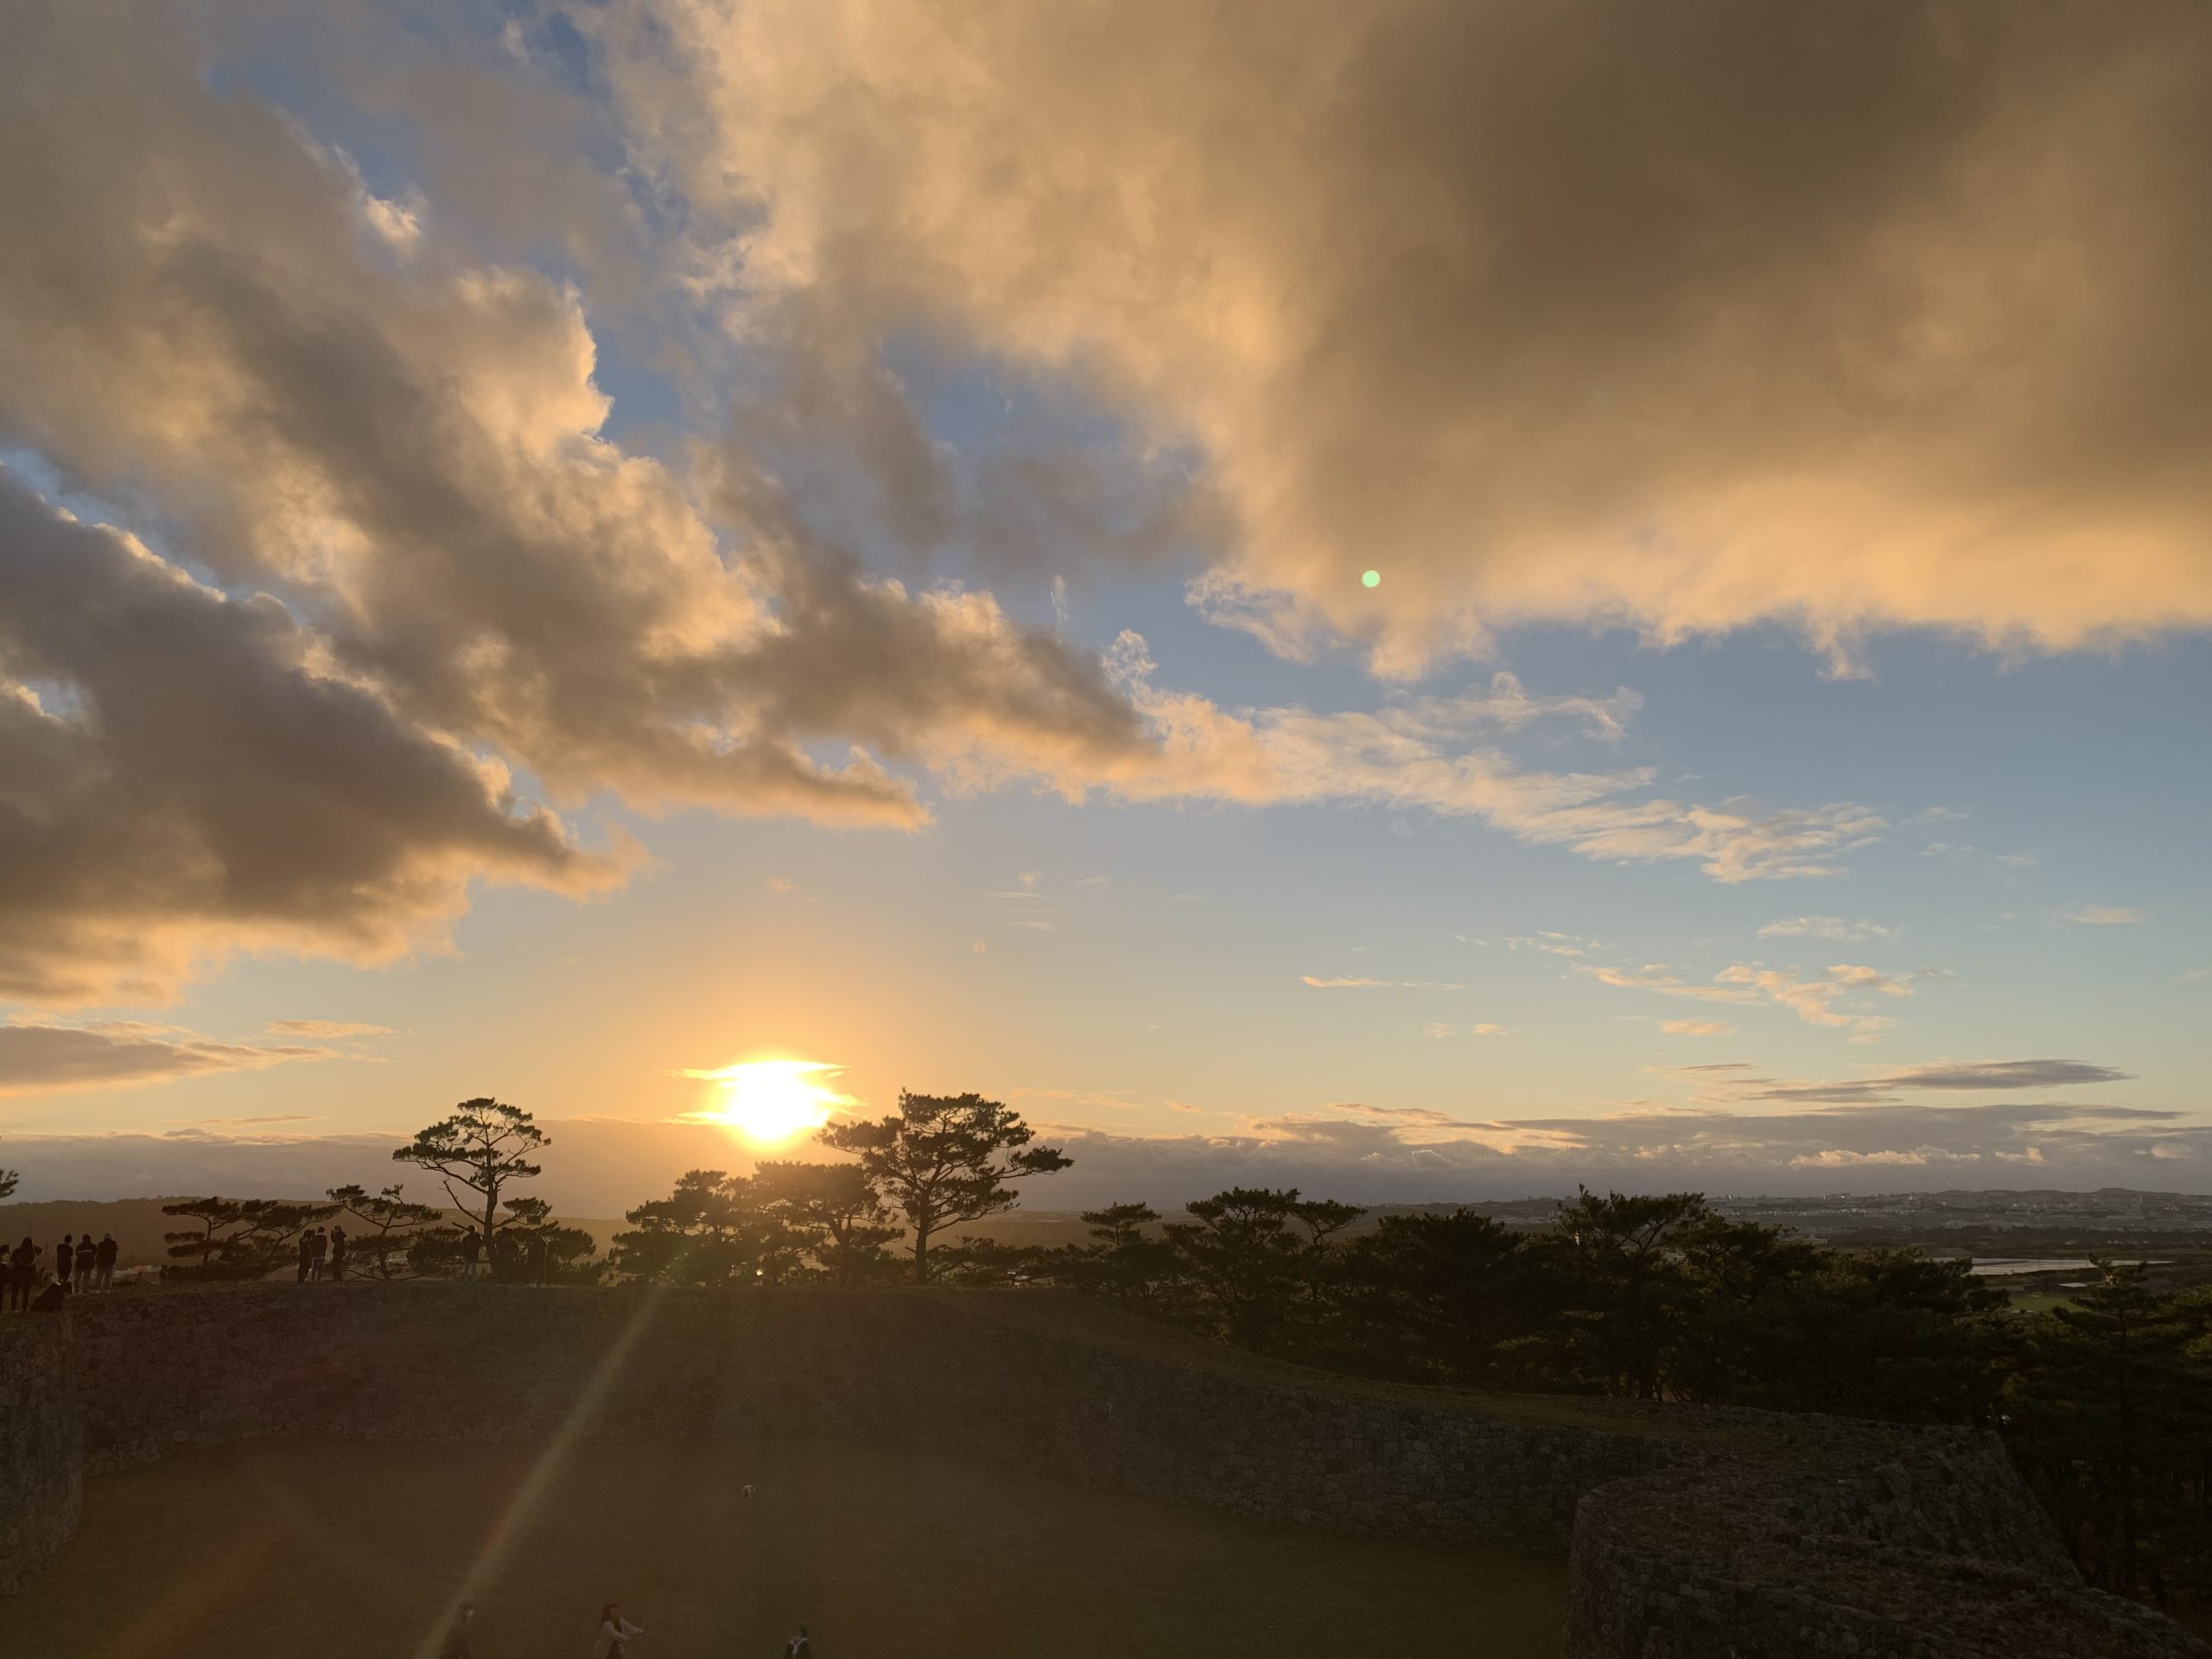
683 1059 850 1147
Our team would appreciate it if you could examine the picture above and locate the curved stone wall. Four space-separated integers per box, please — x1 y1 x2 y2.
4 1283 2204 1656
0 1318 79 1595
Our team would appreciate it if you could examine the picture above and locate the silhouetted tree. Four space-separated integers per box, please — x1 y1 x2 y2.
930 1236 1044 1287
391 1098 547 1259
1166 1188 1313 1351
754 1161 903 1285
611 1170 799 1285
2005 1262 2212 1600
1342 1210 1531 1385
1540 1188 1711 1398
494 1196 603 1284
818 1091 1070 1283
326 1183 446 1279
1068 1202 1176 1309
160 1197 338 1280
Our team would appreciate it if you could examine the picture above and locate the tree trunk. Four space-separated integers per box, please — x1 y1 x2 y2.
913 1224 931 1285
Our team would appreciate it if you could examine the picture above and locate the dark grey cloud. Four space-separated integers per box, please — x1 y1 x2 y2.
1742 1059 2132 1104
0 1022 339 1095
0 476 615 1002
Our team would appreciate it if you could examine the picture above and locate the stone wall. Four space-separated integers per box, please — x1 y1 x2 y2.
0 1316 79 1595
6 1282 2207 1656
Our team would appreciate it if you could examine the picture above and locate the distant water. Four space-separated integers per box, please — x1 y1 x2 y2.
1969 1257 2162 1277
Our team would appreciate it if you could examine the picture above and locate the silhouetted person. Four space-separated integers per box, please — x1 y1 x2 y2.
94 1233 118 1292
56 1236 73 1289
9 1238 36 1313
329 1224 347 1282
462 1231 482 1282
533 1231 550 1286
308 1227 329 1282
592 1602 644 1658
440 1599 478 1658
73 1235 96 1294
784 1624 813 1658
32 1271 68 1313
298 1230 315 1282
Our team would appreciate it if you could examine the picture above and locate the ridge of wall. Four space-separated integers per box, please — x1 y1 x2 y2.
3 1284 2202 1657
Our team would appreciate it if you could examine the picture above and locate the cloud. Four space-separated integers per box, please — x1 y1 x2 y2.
1303 976 1463 990
1758 917 1900 942
0 475 622 1003
1425 1021 1506 1038
2063 905 2147 925
0 1021 340 1096
626 1 2212 673
264 1021 396 1039
1877 1059 2131 1092
0 8 1888 1009
1585 959 1936 1039
765 876 797 895
1100 639 1885 881
1662 1020 1733 1038
1506 932 1601 957
1021 1096 2212 1205
1712 1058 2131 1106
0 10 1199 1000
5 1094 2203 1209
970 936 988 955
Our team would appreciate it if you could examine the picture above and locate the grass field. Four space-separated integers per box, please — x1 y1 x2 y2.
16 1437 1560 1658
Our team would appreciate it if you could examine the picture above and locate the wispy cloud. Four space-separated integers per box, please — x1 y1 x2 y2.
1303 975 1465 991
1104 640 1885 883
2062 905 2147 926
1757 917 1899 943
1661 1020 1733 1037
264 1020 395 1039
1584 960 1942 1039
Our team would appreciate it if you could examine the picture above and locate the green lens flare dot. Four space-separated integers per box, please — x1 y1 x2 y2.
1361 569 1381 588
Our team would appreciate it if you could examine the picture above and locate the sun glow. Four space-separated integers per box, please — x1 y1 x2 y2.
681 1059 851 1147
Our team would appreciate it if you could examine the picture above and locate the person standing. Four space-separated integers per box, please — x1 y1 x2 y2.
328 1224 348 1283
462 1231 482 1282
8 1238 37 1313
94 1233 118 1292
73 1234 96 1294
297 1230 315 1282
591 1603 644 1658
308 1227 329 1282
56 1236 73 1291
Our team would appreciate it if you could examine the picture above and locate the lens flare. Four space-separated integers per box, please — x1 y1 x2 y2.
1361 569 1381 588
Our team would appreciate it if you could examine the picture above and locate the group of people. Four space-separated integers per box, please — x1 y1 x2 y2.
6 1232 118 1312
296 1224 348 1282
438 1600 813 1657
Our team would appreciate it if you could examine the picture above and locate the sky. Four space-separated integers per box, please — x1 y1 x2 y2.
2 0 2209 1212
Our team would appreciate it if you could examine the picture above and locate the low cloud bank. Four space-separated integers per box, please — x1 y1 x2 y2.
5 1097 2204 1213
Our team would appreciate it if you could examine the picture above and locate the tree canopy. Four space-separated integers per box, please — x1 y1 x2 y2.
391 1097 547 1251
817 1090 1070 1283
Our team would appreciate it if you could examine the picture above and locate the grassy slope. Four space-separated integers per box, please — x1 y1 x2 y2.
14 1436 1556 1658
